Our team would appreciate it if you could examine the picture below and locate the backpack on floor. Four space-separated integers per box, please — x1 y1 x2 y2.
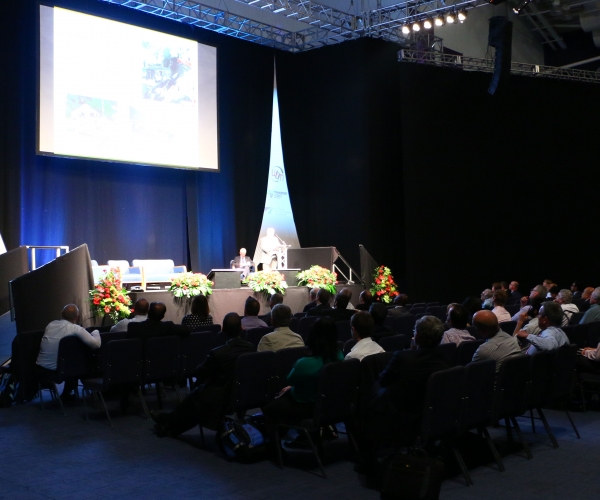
0 372 18 408
218 413 269 462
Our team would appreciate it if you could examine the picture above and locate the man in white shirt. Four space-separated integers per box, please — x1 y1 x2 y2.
345 311 385 361
36 304 101 398
110 298 149 332
516 302 570 355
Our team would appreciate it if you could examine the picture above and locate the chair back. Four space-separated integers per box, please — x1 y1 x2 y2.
293 312 307 319
505 304 520 316
462 359 496 431
357 351 394 422
335 321 351 342
385 315 417 336
192 324 221 335
231 351 275 413
104 339 143 387
180 331 216 378
86 325 112 333
569 311 585 325
378 334 410 352
547 344 578 404
299 316 319 339
97 331 128 373
454 339 485 366
410 307 425 315
56 335 96 380
493 354 531 421
143 336 181 382
314 358 360 426
11 330 45 402
435 342 457 365
272 346 311 393
289 317 300 333
499 321 517 334
466 325 483 339
528 351 553 409
420 366 465 443
245 327 274 348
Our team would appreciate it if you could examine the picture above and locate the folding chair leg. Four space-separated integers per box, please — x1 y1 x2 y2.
451 446 473 486
562 405 581 439
536 408 558 448
198 424 206 448
481 426 505 472
304 429 327 479
38 383 44 411
530 409 536 434
580 383 587 413
274 426 284 470
83 389 90 421
156 383 163 409
97 391 112 427
174 384 182 403
504 418 513 442
510 416 532 460
50 383 66 417
137 387 151 420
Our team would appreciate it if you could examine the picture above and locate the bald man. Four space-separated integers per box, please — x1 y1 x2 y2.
472 310 520 371
231 248 254 278
111 298 149 333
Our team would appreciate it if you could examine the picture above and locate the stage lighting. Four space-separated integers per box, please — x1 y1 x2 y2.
401 25 410 34
423 19 433 29
446 13 455 24
458 10 468 22
412 22 421 32
434 16 444 26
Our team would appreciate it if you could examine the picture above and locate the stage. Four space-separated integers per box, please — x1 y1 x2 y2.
128 284 364 327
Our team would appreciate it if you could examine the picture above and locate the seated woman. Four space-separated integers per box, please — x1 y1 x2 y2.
181 294 213 330
262 317 343 443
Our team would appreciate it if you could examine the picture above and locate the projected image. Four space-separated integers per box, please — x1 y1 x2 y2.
65 94 118 140
142 43 196 104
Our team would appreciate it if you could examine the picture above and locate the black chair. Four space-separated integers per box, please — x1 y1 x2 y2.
82 339 149 425
245 327 274 348
385 315 417 337
499 321 517 334
289 317 300 333
230 351 275 417
335 321 351 342
293 312 307 319
455 340 485 366
505 305 520 316
180 331 217 387
569 311 585 325
462 359 504 473
86 325 112 333
272 346 311 394
527 352 558 448
143 336 182 408
411 303 426 308
426 302 440 308
410 307 425 315
97 331 128 374
299 316 319 339
356 352 394 423
343 339 356 356
274 358 361 478
192 324 221 335
10 330 45 403
466 326 482 340
436 342 457 365
492 354 533 459
377 334 410 352
579 371 600 412
547 344 580 438
420 366 471 485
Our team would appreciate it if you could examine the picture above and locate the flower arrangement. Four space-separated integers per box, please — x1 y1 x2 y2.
243 270 288 295
296 265 337 295
169 272 214 298
89 268 132 323
370 266 400 304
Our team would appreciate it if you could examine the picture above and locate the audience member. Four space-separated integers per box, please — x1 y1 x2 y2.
513 297 544 338
127 302 190 341
355 290 374 311
555 289 579 326
491 282 502 291
543 279 555 292
501 281 509 292
516 301 569 355
151 313 254 436
509 281 522 301
369 302 395 342
511 285 547 321
571 281 584 300
323 293 355 322
302 287 319 312
111 298 149 332
577 341 600 376
472 310 520 371
262 293 284 326
257 304 304 352
441 304 475 345
491 290 511 323
462 296 482 322
345 311 384 361
306 289 332 316
181 295 213 329
576 286 595 313
547 285 560 300
387 294 410 317
481 289 494 310
580 287 600 324
36 304 101 399
241 297 268 330
340 288 356 310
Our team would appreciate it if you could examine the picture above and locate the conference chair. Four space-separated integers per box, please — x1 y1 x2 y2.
454 340 485 366
492 354 533 459
356 352 393 423
499 321 517 334
426 302 440 308
420 366 471 485
579 371 600 413
11 330 44 404
289 317 300 333
272 346 311 394
96 331 128 374
86 325 112 333
143 336 182 408
244 326 274 348
299 316 319 339
82 338 149 426
386 315 417 337
230 351 275 418
527 352 558 448
547 344 580 438
378 334 410 352
569 311 585 325
462 359 505 473
192 324 221 335
466 326 483 340
274 358 361 478
505 304 520 317
343 339 356 356
436 342 457 365
293 312 307 319
410 307 426 315
180 331 217 388
335 321 351 342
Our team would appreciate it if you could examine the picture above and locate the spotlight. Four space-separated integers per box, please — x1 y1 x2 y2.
401 25 410 35
434 16 444 27
446 13 455 24
458 10 467 22
412 22 421 32
423 19 433 29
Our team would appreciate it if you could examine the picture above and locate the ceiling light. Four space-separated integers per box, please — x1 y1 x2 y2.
401 25 410 35
458 10 467 22
423 19 433 29
412 22 421 32
446 13 455 24
434 16 444 27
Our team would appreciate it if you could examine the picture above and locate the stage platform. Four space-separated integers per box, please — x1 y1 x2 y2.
129 284 364 327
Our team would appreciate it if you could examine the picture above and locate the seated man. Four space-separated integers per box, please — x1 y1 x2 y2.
555 289 579 326
306 289 332 316
578 341 600 375
481 289 493 310
127 302 190 341
262 293 284 326
241 297 268 330
340 288 356 310
511 285 548 321
151 313 255 436
322 293 355 322
387 294 410 317
257 304 304 352
36 304 101 399
345 311 384 361
110 298 149 333
302 287 319 313
231 247 254 278
491 290 512 323
369 302 395 343
441 304 475 345
472 310 520 371
579 287 600 324
513 297 544 339
508 281 522 303
355 290 374 311
516 301 570 355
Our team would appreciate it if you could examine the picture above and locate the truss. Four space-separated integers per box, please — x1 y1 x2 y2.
399 49 600 84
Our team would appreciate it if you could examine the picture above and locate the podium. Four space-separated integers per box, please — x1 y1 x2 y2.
207 269 242 289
